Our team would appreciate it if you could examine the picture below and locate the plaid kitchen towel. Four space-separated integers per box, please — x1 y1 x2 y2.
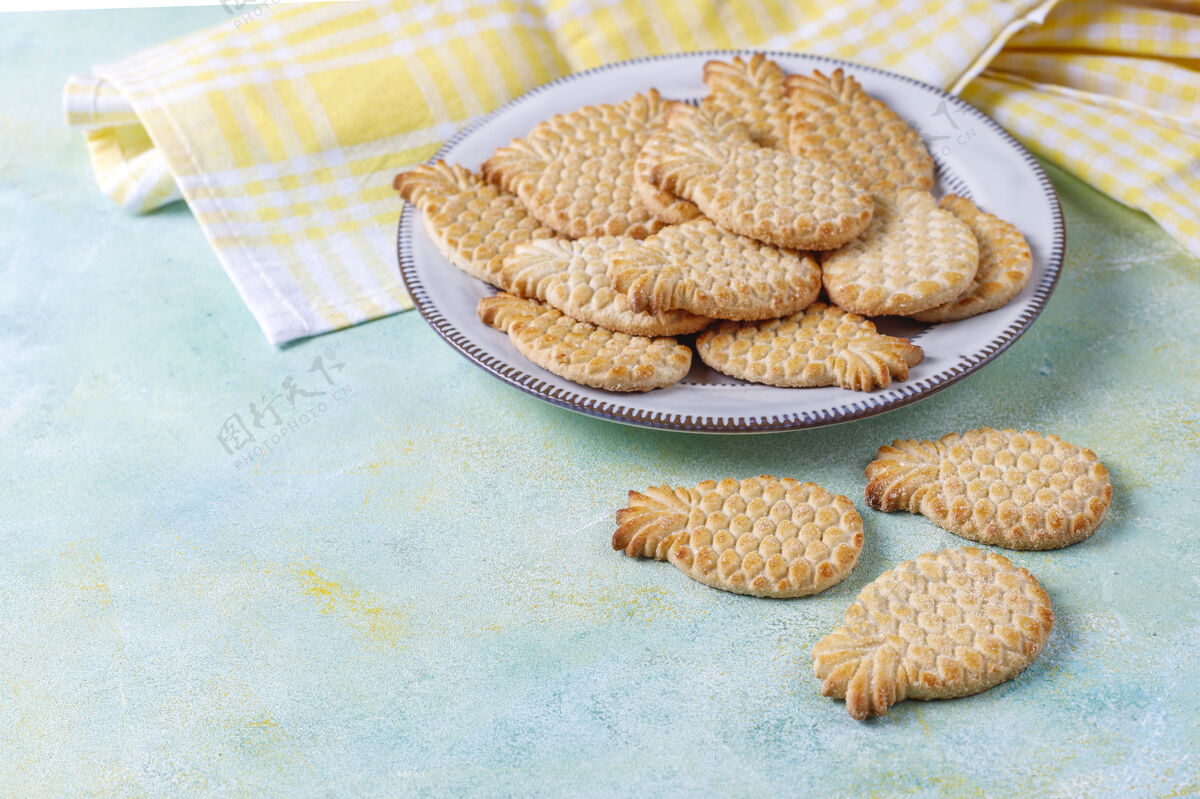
65 0 1200 344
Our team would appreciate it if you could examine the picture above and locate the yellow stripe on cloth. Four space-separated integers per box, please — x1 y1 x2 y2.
64 0 1199 343
987 51 1200 120
963 0 1200 257
964 70 1200 258
67 0 565 344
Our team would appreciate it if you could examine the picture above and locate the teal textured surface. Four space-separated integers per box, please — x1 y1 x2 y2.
1 8 1198 797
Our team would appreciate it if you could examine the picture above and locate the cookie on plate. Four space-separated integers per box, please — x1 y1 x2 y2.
813 547 1053 720
696 302 923 391
911 195 1033 323
865 428 1113 550
614 476 864 598
394 161 557 288
633 129 705 225
700 53 791 150
646 103 873 250
606 219 822 321
786 68 933 198
634 54 793 224
501 238 711 337
477 293 691 392
821 188 979 316
482 90 676 239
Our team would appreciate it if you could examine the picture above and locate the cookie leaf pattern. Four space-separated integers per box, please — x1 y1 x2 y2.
696 303 923 391
607 219 821 321
394 161 557 287
813 547 1053 720
787 68 934 198
701 54 791 150
501 238 711 337
865 428 1113 550
646 104 873 250
478 293 691 392
634 54 793 223
614 477 864 598
483 90 676 239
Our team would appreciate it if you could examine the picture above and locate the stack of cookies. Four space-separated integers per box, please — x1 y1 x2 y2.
395 55 1033 394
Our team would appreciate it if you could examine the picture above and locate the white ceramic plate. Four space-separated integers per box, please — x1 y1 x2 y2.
397 51 1064 432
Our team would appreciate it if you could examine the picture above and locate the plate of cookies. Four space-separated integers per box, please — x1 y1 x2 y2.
395 51 1064 432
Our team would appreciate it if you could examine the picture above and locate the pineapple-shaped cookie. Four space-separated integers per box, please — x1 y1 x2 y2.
478 293 691 392
814 547 1053 719
394 161 557 288
821 188 979 317
501 238 711 337
606 219 822 322
483 90 677 239
865 428 1112 550
786 68 933 198
614 476 863 598
696 302 923 391
644 104 873 250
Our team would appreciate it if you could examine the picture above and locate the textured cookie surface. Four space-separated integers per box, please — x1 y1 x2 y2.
633 54 792 224
501 238 711 337
787 68 933 197
821 188 979 316
607 219 822 321
614 476 864 598
912 195 1034 323
477 293 691 392
813 547 1053 719
696 303 924 391
865 428 1112 550
634 108 753 228
647 104 873 250
482 90 675 239
394 161 556 287
701 54 791 150
634 131 704 225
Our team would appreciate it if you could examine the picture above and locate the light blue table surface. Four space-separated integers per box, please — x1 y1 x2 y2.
2 7 1199 797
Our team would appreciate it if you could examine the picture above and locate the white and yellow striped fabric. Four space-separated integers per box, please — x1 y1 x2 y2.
65 0 1200 344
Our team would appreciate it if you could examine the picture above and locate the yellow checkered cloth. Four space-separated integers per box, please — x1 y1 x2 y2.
64 0 1200 344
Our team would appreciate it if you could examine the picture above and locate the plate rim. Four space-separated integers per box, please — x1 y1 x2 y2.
396 49 1065 434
